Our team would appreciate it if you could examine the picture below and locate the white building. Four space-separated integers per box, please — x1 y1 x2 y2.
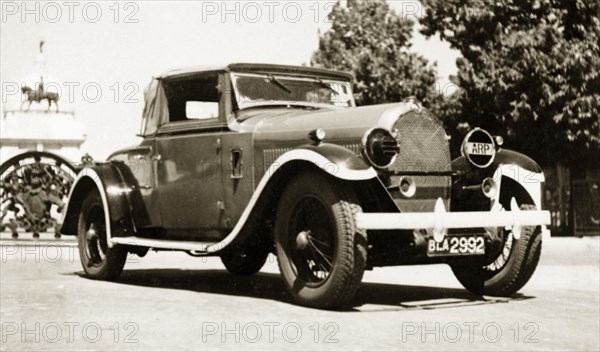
0 42 86 164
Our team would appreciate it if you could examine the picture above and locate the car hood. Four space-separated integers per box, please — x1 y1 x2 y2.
235 102 421 144
236 101 452 178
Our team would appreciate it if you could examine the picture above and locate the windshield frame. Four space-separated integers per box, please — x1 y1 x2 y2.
230 72 355 112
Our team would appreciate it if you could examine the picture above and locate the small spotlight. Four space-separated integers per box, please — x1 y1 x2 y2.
399 176 416 198
494 135 504 147
481 177 498 199
308 128 326 143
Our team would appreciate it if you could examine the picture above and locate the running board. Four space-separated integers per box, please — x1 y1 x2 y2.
110 237 218 253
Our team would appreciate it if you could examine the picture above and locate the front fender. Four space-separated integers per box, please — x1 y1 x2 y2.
286 143 377 180
452 148 545 209
205 143 376 253
60 162 144 243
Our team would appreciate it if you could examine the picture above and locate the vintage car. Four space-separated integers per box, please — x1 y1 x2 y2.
60 63 550 309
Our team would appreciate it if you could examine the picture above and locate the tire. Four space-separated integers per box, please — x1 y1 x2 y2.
220 244 270 275
451 204 542 296
77 190 127 281
275 171 367 309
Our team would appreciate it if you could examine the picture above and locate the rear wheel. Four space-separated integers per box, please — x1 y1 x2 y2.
275 171 366 309
77 190 127 280
452 204 542 296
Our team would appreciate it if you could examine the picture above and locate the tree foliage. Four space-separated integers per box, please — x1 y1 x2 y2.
311 0 442 109
421 0 600 165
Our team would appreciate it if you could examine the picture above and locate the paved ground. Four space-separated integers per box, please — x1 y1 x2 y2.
1 235 598 351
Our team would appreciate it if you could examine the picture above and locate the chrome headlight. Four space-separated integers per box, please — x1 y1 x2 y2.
461 128 496 168
362 128 400 169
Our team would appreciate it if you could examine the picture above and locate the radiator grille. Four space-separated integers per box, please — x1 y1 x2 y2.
389 110 451 212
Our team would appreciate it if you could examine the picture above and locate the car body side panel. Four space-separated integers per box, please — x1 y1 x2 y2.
204 146 377 252
253 142 374 183
216 140 376 243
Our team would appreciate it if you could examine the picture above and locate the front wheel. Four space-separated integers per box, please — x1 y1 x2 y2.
275 171 366 309
452 204 542 296
77 190 127 281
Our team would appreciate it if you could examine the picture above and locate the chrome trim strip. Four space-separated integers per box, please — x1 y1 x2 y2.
111 237 216 252
66 168 114 248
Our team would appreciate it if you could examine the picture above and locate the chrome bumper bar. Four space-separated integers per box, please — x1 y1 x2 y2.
355 198 551 242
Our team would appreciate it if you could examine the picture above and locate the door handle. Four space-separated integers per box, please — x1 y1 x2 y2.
230 149 243 179
152 154 162 161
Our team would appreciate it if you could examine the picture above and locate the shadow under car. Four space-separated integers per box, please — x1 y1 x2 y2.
75 268 535 311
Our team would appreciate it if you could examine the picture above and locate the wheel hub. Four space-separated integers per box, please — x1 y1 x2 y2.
296 231 311 250
86 225 98 241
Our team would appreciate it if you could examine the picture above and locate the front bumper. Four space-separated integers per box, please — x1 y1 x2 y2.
355 197 551 242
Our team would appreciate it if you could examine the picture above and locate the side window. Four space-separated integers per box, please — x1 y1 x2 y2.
185 101 218 120
164 73 221 123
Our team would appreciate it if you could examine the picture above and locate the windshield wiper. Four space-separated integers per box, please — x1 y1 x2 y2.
268 74 292 94
315 78 337 94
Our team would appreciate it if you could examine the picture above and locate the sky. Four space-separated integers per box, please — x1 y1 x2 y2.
0 0 460 160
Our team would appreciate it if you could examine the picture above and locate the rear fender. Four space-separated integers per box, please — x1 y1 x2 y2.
60 162 146 245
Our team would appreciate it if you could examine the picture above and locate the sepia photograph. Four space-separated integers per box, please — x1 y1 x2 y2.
1 0 599 350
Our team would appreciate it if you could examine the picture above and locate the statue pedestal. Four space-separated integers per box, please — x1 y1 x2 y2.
0 103 86 163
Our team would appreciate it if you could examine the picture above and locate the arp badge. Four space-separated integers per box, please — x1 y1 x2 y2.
462 128 496 168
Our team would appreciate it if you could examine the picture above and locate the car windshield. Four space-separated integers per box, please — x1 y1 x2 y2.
231 72 354 110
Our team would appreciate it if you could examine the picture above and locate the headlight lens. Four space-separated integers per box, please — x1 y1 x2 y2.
362 128 400 168
461 128 496 168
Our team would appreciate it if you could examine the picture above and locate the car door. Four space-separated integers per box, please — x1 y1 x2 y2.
156 130 223 233
154 72 227 239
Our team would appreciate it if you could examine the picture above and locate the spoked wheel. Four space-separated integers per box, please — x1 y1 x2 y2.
452 203 542 296
77 190 127 280
288 196 337 286
275 171 366 310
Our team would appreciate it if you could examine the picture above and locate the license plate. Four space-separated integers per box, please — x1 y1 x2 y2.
427 236 485 257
